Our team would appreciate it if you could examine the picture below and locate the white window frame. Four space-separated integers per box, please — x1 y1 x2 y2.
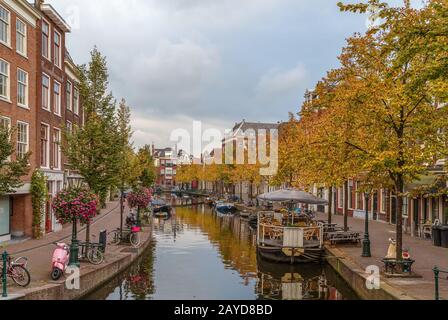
42 73 50 111
16 18 27 57
53 30 61 68
338 187 343 209
73 86 79 115
381 189 387 214
66 81 72 111
0 5 10 47
42 19 51 60
40 122 50 169
0 58 10 101
52 127 61 170
16 121 29 160
17 68 28 108
348 179 354 210
66 120 72 134
0 115 11 160
53 80 61 116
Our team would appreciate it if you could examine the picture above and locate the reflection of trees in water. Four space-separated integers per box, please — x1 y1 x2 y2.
174 207 258 281
122 244 156 300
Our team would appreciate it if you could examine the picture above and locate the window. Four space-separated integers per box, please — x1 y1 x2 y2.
66 81 72 111
0 116 10 130
338 187 343 209
42 74 50 110
17 121 28 159
66 120 72 134
0 59 9 99
0 5 10 45
16 19 26 56
52 128 61 169
42 21 50 59
17 69 28 107
381 189 388 213
348 179 354 209
73 87 79 115
53 81 61 115
356 182 364 211
54 31 61 67
40 124 49 168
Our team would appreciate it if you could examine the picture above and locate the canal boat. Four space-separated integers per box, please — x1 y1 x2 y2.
214 201 238 215
256 189 328 264
151 199 172 218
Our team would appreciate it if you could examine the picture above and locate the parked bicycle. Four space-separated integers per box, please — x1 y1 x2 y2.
79 242 105 265
1 256 31 287
108 226 141 248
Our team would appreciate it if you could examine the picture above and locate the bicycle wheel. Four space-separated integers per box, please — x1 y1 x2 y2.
107 230 120 245
129 233 141 248
10 265 31 287
87 247 105 265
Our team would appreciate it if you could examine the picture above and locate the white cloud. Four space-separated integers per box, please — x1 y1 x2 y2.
118 39 220 113
256 64 307 99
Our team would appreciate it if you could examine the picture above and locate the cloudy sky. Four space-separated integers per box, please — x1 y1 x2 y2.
50 0 413 149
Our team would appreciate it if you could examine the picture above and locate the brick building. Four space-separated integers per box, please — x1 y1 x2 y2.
153 147 177 188
0 0 83 242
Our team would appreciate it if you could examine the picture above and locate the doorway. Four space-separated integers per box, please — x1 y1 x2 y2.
413 199 419 235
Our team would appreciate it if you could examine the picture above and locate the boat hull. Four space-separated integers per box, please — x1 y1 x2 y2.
257 245 324 264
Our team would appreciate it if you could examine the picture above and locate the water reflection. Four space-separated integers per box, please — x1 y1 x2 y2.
85 205 358 300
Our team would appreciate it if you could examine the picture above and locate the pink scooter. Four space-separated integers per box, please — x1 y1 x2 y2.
51 242 70 280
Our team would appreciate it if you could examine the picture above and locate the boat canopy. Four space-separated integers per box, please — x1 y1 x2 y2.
257 189 328 205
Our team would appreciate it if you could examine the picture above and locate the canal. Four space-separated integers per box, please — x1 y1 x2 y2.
85 205 359 300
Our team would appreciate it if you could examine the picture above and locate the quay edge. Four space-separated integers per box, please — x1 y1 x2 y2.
17 227 153 300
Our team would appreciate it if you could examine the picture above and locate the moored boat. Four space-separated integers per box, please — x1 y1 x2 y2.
256 211 324 264
214 202 238 215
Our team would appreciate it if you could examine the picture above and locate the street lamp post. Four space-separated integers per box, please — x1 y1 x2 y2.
136 207 142 227
69 217 80 267
362 192 372 258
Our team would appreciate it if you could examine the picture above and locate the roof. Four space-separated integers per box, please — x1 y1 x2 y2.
41 3 71 32
232 120 279 134
153 148 174 158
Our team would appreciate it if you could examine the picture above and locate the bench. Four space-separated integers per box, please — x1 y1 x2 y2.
382 258 415 275
326 231 361 245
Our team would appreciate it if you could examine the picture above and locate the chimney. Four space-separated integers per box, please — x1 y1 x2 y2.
35 0 44 9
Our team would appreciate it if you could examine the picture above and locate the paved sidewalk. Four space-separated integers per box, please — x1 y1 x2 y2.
1 200 129 289
317 213 448 300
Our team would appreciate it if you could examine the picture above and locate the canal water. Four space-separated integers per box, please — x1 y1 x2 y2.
85 205 358 300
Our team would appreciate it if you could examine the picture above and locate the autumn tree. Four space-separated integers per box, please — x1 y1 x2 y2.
327 0 448 261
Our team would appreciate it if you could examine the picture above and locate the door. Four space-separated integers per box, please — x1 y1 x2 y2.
0 197 10 236
413 199 419 235
45 181 53 233
372 193 378 221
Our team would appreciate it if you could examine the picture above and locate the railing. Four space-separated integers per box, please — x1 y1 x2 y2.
433 266 448 300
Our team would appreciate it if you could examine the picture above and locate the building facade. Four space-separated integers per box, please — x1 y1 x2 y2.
0 0 83 242
153 147 178 188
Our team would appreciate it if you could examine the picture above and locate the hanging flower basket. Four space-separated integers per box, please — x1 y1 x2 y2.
127 188 153 209
52 187 99 225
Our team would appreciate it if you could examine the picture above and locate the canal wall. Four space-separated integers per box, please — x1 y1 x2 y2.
324 246 416 300
18 227 153 300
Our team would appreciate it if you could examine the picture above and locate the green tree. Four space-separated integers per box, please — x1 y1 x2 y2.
64 47 121 244
137 145 156 188
0 126 29 195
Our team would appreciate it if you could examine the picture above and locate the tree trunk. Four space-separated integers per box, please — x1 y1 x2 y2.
344 180 349 231
396 175 404 261
328 186 333 224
